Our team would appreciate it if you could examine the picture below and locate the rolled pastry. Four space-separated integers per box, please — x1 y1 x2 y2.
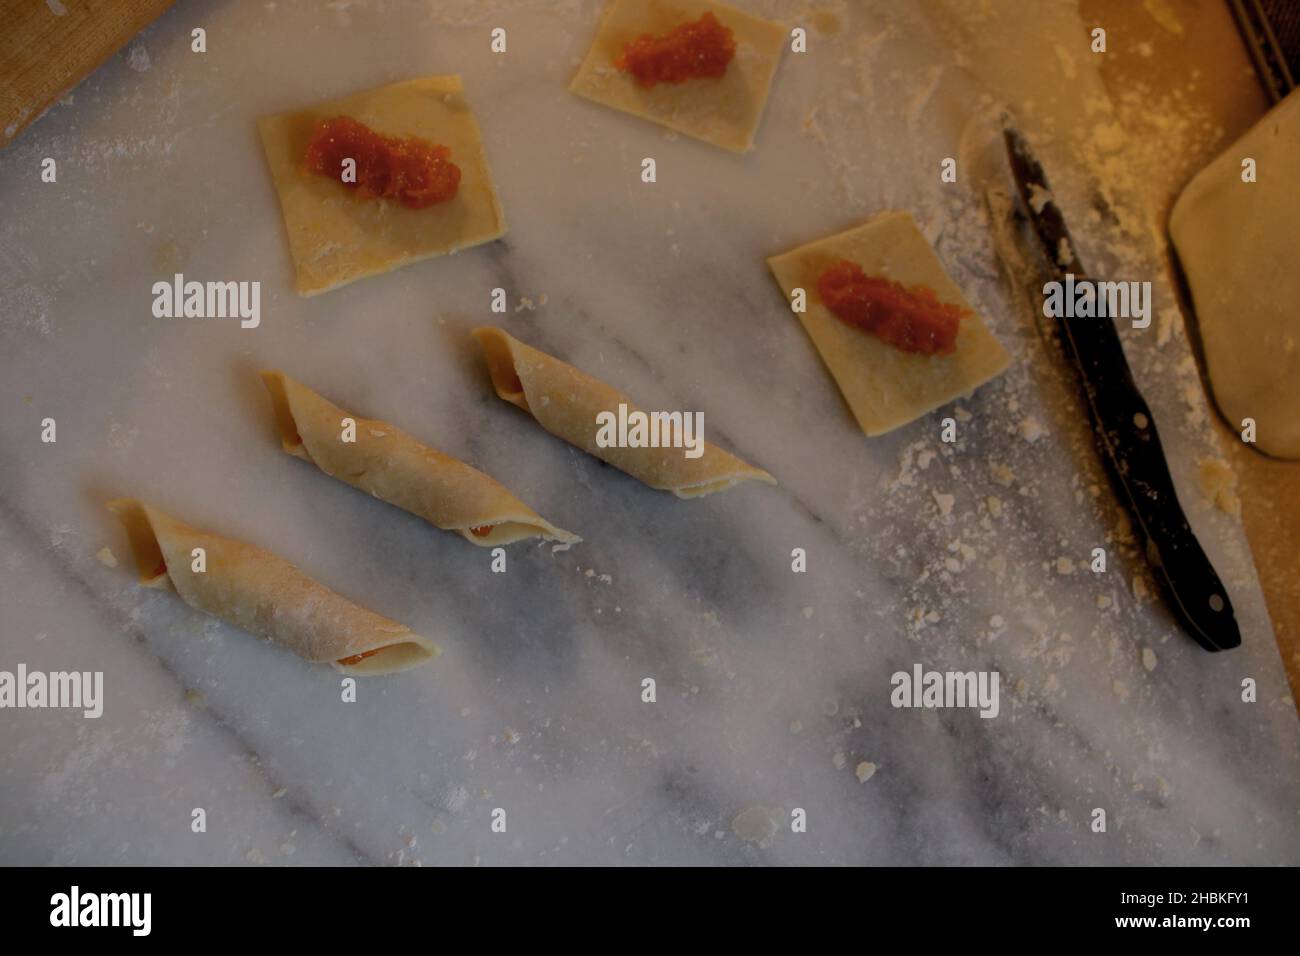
472 327 775 498
261 371 579 547
107 499 439 675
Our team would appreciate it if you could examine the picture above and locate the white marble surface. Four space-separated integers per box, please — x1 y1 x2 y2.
2 0 1298 865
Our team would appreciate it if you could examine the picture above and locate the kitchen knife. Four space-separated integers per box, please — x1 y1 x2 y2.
1002 124 1241 652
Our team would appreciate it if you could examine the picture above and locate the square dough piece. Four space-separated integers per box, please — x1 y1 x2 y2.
568 0 785 153
258 76 506 296
767 211 1012 437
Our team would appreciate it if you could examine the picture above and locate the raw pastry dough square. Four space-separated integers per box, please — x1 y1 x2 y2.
568 0 786 153
257 76 506 296
767 211 1012 436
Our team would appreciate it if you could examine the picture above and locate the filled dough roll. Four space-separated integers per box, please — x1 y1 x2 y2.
472 327 775 498
107 499 439 675
261 371 578 547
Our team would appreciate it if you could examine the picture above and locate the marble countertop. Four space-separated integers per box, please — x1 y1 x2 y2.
1 0 1297 865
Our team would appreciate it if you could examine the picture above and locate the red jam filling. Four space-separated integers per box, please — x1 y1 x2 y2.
817 260 966 356
337 648 384 666
304 116 461 209
615 12 736 88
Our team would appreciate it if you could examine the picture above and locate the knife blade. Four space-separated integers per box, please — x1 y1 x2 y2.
1002 123 1241 652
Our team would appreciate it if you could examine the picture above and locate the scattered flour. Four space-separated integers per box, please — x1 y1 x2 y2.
1018 417 1048 443
126 42 151 72
1196 457 1240 516
1027 182 1053 213
731 806 778 845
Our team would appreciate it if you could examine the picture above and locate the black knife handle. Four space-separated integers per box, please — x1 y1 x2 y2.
1056 311 1241 651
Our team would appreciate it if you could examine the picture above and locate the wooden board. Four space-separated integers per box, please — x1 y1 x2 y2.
1084 0 1300 708
0 0 174 148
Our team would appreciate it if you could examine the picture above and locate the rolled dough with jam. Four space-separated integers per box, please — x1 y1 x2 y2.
474 327 775 498
108 499 439 675
261 371 579 547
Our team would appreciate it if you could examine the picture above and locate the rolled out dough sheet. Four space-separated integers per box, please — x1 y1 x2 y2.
1170 89 1300 459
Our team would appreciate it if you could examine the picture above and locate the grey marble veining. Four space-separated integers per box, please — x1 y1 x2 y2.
1 0 1297 865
